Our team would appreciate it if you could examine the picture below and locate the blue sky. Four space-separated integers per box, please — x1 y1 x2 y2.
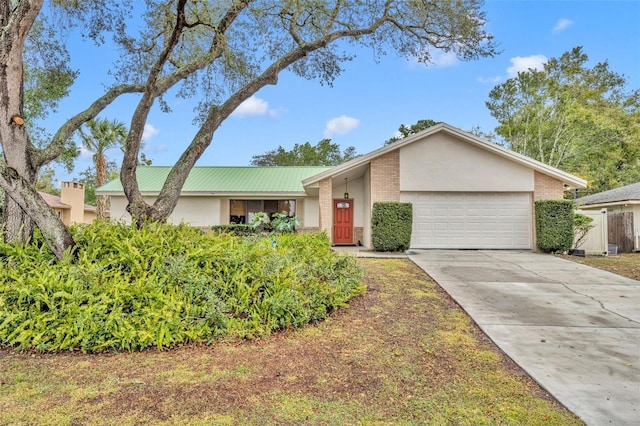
53 0 640 182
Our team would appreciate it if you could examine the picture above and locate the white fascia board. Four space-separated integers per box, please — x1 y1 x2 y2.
577 200 640 209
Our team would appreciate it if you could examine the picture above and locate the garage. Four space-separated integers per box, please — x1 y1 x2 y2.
400 192 532 249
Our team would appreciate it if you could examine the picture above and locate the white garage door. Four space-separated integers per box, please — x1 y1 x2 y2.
400 192 532 249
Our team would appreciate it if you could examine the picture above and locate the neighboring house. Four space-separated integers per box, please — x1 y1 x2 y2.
97 123 586 250
576 182 640 252
40 181 97 225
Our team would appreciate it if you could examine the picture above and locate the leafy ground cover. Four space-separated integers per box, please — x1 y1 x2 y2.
560 253 640 280
0 259 582 425
0 223 364 352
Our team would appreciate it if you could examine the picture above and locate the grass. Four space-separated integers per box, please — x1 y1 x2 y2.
0 259 583 425
560 252 640 280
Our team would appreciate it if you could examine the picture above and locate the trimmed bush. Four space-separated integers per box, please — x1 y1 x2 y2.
0 222 364 352
535 199 574 253
371 202 413 252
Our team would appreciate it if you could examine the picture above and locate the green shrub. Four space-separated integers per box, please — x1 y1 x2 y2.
0 222 365 352
371 202 413 252
535 199 574 253
210 224 260 236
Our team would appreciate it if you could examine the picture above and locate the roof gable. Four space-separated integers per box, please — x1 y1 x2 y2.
302 123 587 188
97 166 331 194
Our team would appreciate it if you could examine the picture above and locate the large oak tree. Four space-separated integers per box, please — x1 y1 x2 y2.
1 0 497 259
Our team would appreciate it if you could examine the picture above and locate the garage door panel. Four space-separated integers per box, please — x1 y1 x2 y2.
400 192 532 249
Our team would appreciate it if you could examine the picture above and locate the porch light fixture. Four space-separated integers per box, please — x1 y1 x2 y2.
344 177 349 199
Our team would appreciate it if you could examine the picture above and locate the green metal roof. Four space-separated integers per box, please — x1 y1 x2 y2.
97 166 331 194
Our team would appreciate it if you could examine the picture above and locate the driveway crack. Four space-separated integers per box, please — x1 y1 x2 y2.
490 252 640 326
559 283 640 325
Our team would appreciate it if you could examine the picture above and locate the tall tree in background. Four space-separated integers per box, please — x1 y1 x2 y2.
34 165 59 195
385 119 441 145
251 139 357 166
486 47 640 192
2 1 496 259
78 119 128 219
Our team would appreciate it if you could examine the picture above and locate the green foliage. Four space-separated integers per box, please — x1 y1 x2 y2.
487 46 640 192
535 200 575 253
210 224 261 237
270 212 300 234
249 212 271 229
35 166 60 196
573 213 595 249
385 119 441 145
0 222 364 352
251 139 358 166
371 202 413 252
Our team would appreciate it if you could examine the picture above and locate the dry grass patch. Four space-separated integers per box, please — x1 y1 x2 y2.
560 253 640 280
0 259 582 425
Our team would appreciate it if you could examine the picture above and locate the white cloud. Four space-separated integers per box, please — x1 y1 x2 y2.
507 55 547 78
409 49 459 69
232 96 269 117
430 50 458 67
78 145 93 159
477 75 502 84
142 123 160 142
553 18 574 33
324 115 360 138
267 107 285 119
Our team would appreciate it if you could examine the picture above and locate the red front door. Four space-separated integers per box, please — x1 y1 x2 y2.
333 199 354 244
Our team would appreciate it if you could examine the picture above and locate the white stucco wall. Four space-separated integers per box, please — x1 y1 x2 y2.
399 133 534 192
109 196 131 223
107 196 220 226
302 197 320 227
171 197 221 226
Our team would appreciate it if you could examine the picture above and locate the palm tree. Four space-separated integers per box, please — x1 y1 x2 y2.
78 119 128 220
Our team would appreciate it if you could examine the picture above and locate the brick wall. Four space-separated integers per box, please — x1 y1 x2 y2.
534 171 565 200
318 177 333 239
354 227 364 246
296 227 320 235
370 150 400 204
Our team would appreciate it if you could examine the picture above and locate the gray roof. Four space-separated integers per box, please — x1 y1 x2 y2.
575 182 640 206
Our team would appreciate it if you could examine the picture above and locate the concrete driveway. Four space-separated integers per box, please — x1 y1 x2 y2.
408 250 640 426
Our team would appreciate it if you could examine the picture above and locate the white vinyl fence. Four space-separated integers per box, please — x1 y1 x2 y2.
576 208 608 255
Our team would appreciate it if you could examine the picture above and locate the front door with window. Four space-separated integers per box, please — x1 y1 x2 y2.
333 199 353 244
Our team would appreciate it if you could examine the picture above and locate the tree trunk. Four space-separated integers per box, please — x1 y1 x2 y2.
0 0 74 258
96 194 109 220
95 153 107 220
0 166 74 260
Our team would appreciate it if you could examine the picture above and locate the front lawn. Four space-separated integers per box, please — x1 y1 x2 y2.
561 253 640 280
0 259 582 425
